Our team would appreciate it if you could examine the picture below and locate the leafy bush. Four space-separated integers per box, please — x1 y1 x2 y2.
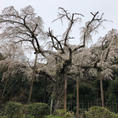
0 116 7 118
55 109 66 116
24 114 35 118
45 115 63 118
85 106 118 118
24 103 50 118
0 104 5 116
55 109 74 118
5 102 23 118
64 111 74 118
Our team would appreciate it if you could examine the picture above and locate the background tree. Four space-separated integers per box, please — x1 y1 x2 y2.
77 29 118 107
0 42 25 61
0 58 32 101
0 5 46 103
96 29 118 107
0 42 27 98
0 5 45 55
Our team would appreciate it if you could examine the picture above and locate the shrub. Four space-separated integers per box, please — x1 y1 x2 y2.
24 103 50 118
55 109 66 116
24 114 35 118
45 115 63 118
0 104 5 116
0 116 7 118
85 106 118 118
55 109 74 118
5 102 23 118
64 111 74 118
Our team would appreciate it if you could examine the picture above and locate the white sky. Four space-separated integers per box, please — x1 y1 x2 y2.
0 0 117 45
0 0 117 37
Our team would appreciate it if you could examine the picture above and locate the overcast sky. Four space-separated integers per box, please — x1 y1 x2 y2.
0 0 117 43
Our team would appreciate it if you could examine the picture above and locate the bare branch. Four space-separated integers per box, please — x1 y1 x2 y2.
33 24 38 32
58 7 71 21
64 20 74 46
14 37 32 44
73 11 105 52
48 28 65 53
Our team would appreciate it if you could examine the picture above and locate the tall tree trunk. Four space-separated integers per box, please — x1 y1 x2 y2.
76 78 79 118
100 79 104 107
64 75 67 111
27 53 38 103
27 77 34 103
50 97 53 114
1 79 8 97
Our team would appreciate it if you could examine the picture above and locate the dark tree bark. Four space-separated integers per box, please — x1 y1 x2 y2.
50 97 54 114
64 75 67 111
76 78 79 118
100 79 104 107
1 79 8 97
